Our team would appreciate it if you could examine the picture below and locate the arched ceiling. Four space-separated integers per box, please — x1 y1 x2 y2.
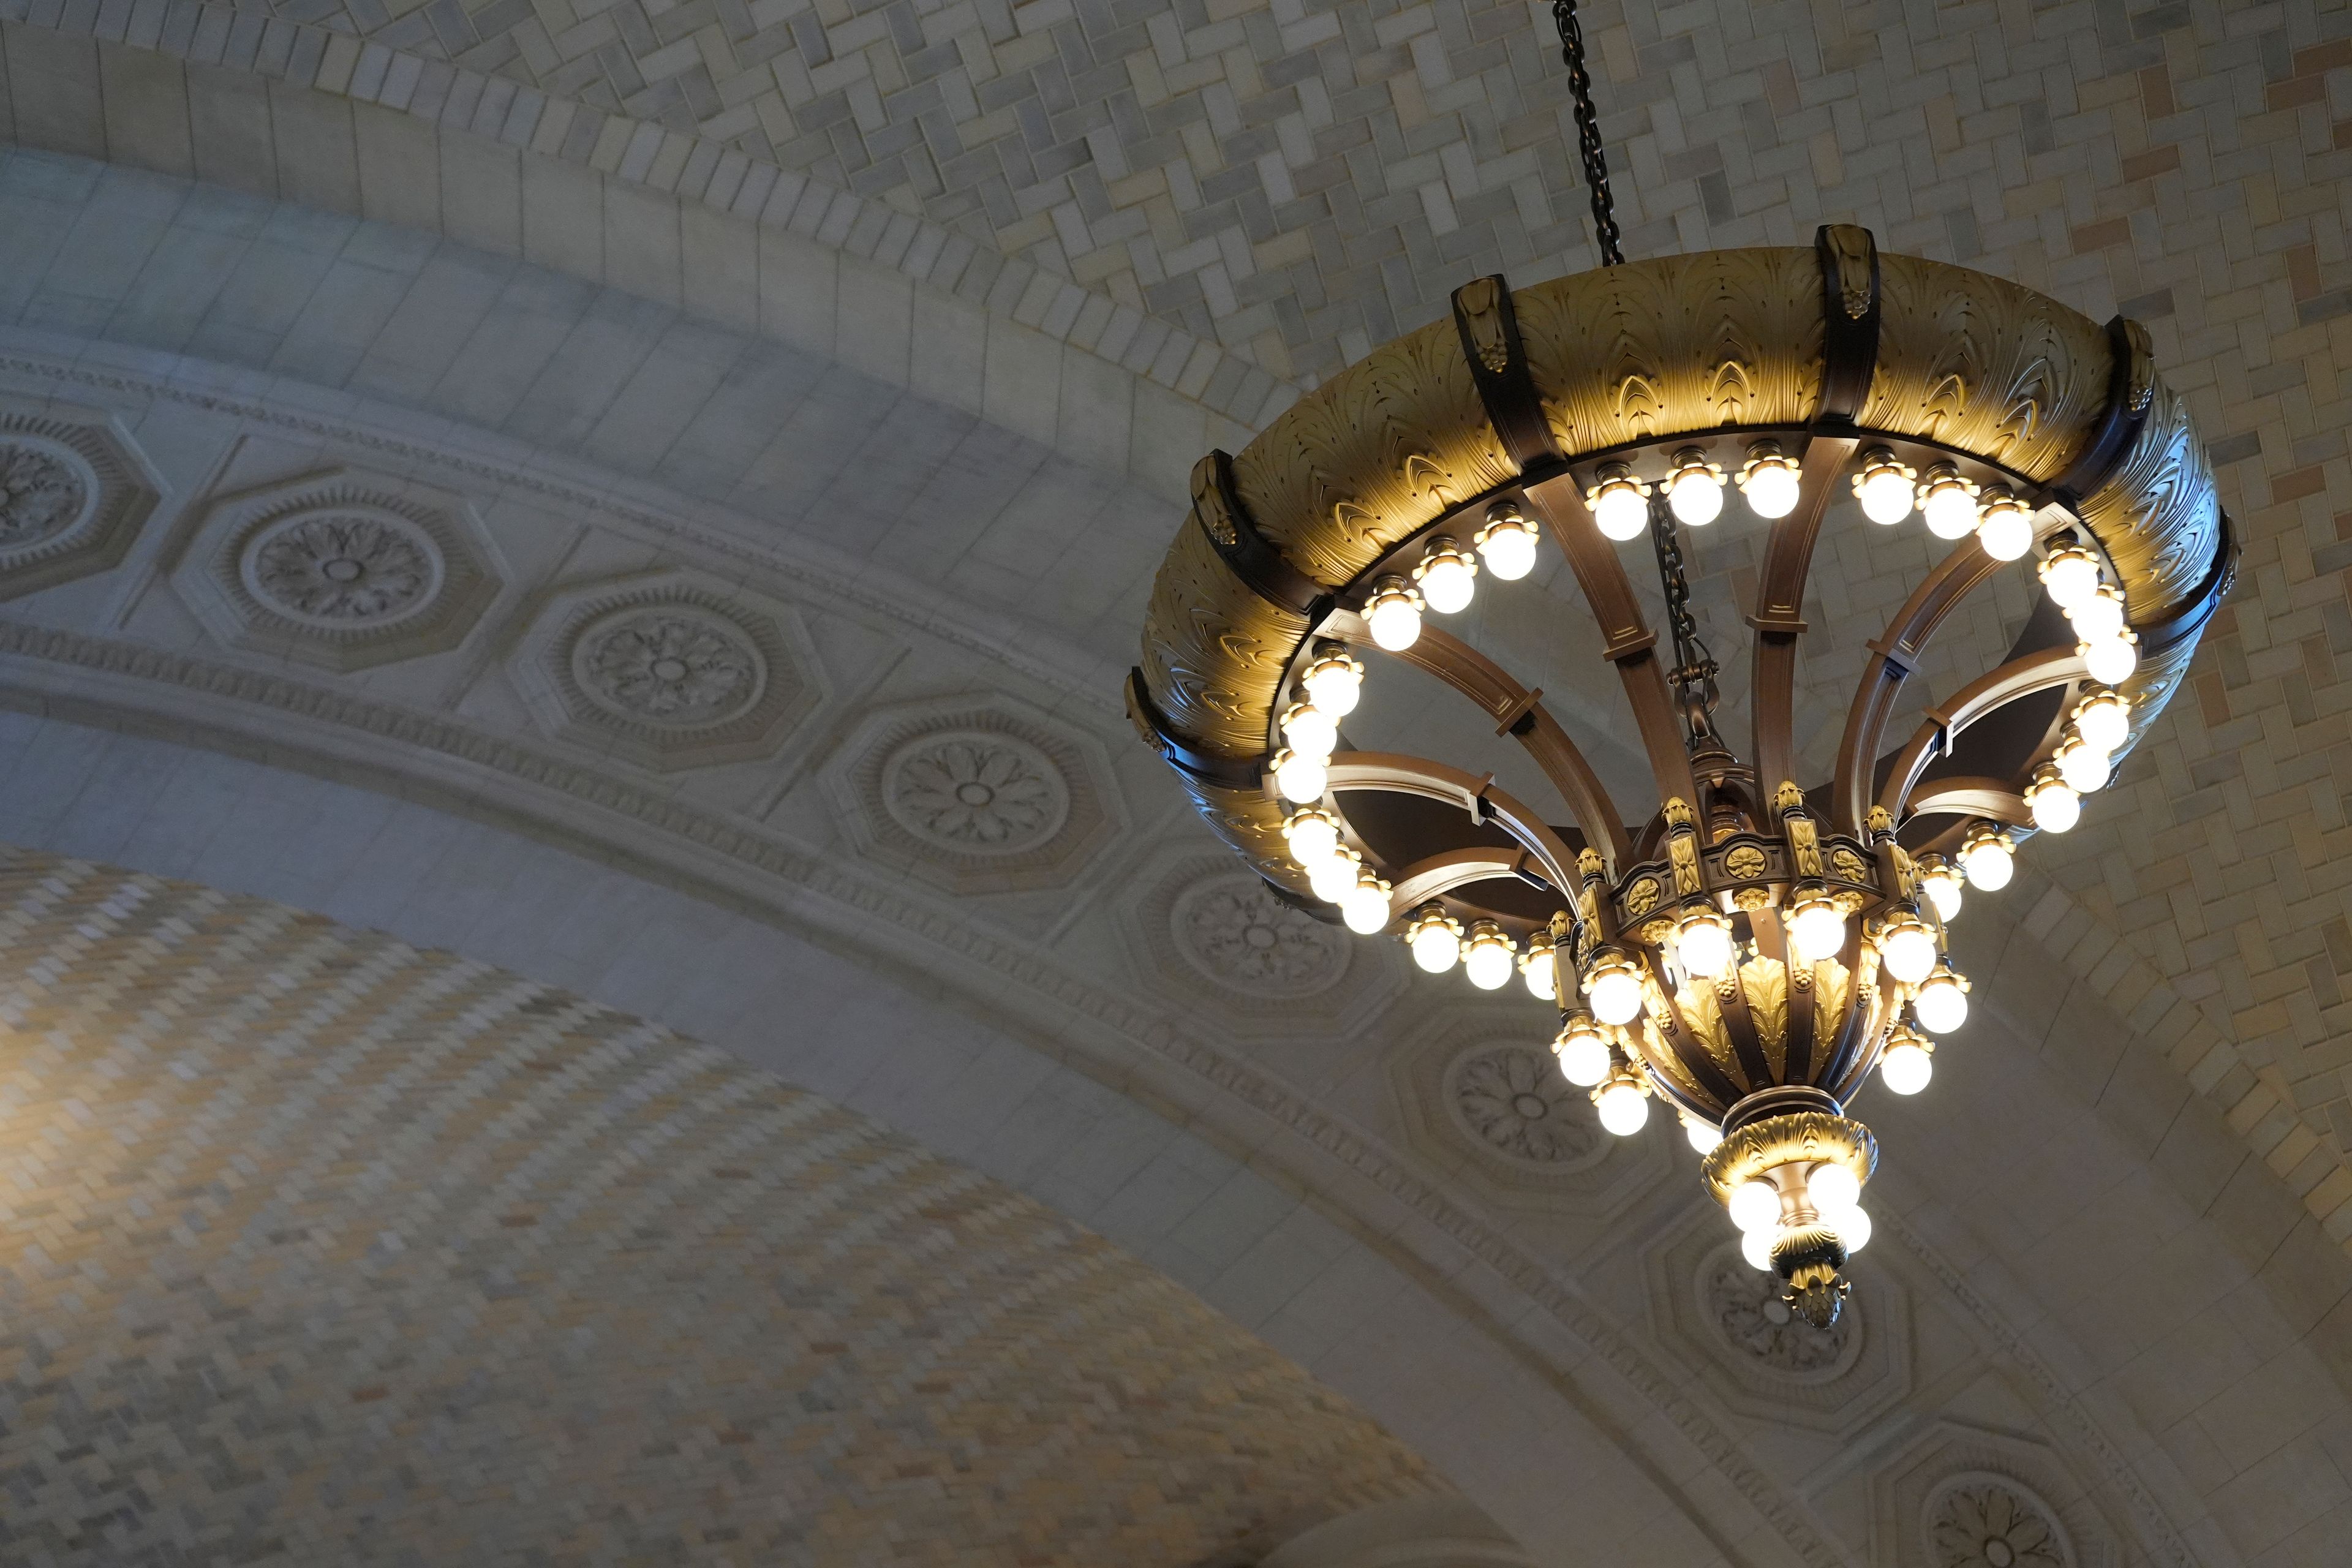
0 2 2346 1566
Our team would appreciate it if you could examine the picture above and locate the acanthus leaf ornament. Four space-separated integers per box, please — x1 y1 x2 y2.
1129 4 2229 1332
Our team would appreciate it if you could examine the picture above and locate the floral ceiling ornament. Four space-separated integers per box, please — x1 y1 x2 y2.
0 402 162 601
1926 1479 2071 1568
827 697 1121 895
884 730 1069 854
511 568 824 773
1447 1045 1603 1167
173 466 502 671
1126 0 2233 1331
1702 1245 1856 1377
1169 873 1348 998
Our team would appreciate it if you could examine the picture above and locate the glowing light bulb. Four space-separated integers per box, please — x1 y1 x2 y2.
1729 1179 1782 1235
1341 873 1393 935
1282 807 1340 867
1916 855 1964 922
2082 631 2139 686
1474 505 1540 581
1272 748 1327 804
1676 907 1736 981
1808 1161 1861 1223
1363 577 1423 651
1976 486 2034 560
1583 954 1645 1026
1785 892 1847 965
1307 846 1362 904
2038 544 2102 610
1959 827 2015 891
1918 464 1981 540
1741 1224 1778 1270
1412 540 1478 614
1879 912 1940 985
1835 1205 1872 1253
2055 735 2112 793
2026 764 2080 833
1408 907 1461 973
1665 448 1725 526
2071 687 2132 755
1462 922 1516 990
1913 966 1970 1035
1520 937 1558 1001
1553 1016 1611 1087
1683 1115 1722 1154
1879 1028 1934 1095
1596 1077 1649 1136
2068 584 2128 642
1738 443 1801 519
1853 448 1917 524
1279 700 1336 763
1588 466 1651 542
1301 647 1364 717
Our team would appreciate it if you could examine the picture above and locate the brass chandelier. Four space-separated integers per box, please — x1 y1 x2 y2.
1128 2 2231 1326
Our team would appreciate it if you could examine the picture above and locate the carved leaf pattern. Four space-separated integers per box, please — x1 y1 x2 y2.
1741 958 1790 1076
2078 381 2221 622
1928 1484 2069 1568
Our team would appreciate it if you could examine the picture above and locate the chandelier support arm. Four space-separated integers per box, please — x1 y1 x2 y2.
1876 646 2086 820
1521 474 1702 813
1321 611 1634 870
1830 541 2003 834
1747 434 1861 790
1322 751 1585 899
1387 846 1555 923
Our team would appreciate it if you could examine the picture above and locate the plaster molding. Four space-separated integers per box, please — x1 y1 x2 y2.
1867 1422 2118 1568
0 394 162 600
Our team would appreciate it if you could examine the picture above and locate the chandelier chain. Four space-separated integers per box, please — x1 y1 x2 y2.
1550 0 1623 268
1648 496 1721 740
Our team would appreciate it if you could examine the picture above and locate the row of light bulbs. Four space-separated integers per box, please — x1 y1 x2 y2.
1726 1158 1877 1270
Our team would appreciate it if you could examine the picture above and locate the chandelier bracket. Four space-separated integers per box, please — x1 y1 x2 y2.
1123 668 1264 793
1814 224 1884 422
1186 450 1329 619
1452 276 1559 469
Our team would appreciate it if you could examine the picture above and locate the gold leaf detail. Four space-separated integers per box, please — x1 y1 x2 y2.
1830 847 1871 884
1724 845 1767 880
1454 277 1514 373
1822 225 1876 320
1624 876 1662 917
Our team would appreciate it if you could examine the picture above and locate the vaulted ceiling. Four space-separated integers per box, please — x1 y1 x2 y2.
0 1 2347 1565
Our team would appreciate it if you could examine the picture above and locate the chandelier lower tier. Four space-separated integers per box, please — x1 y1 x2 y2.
1128 227 2233 1327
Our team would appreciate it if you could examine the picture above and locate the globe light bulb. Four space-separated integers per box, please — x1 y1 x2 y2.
1729 1179 1782 1235
1408 907 1461 973
1915 855 1964 922
2071 687 2132 755
2055 735 2112 793
1272 747 1327 805
1301 647 1364 717
1741 1223 1779 1271
2037 544 2102 610
1583 956 1645 1026
1588 466 1652 542
1363 577 1423 651
1520 937 1558 1001
1474 505 1540 581
1462 922 1517 990
1279 700 1337 763
1413 540 1478 614
1976 486 2034 561
1738 443 1801 519
2068 584 2128 642
1808 1161 1861 1221
1879 912 1940 985
1683 1115 1722 1154
2082 631 2139 686
1918 465 1980 540
1853 448 1917 524
1879 1030 1934 1095
1666 448 1725 526
1834 1204 1872 1253
1676 907 1736 981
1913 966 1970 1035
1596 1077 1649 1136
1282 807 1341 868
1959 827 2015 891
1785 892 1847 965
1307 846 1362 904
1341 873 1393 935
2026 765 2080 833
1553 1016 1612 1087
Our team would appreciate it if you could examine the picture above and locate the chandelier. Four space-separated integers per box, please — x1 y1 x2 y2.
1127 2 2234 1328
